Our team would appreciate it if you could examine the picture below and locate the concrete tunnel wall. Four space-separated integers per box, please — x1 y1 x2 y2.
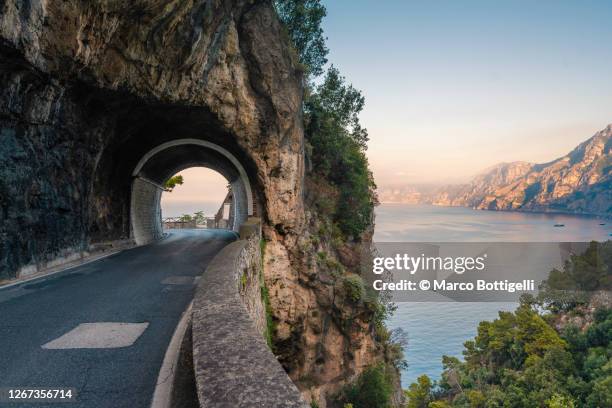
131 178 164 245
130 139 255 245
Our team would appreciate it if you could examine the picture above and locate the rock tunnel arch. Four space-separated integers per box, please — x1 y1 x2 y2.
130 139 254 245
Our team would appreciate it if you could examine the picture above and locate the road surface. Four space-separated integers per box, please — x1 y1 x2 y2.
0 229 236 408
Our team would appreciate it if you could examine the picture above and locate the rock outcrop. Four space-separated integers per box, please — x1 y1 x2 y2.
551 291 612 332
381 124 611 217
0 1 389 405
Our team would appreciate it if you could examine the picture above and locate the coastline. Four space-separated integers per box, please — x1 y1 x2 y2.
378 201 611 221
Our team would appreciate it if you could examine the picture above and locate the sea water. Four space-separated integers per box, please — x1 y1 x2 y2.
377 203 611 387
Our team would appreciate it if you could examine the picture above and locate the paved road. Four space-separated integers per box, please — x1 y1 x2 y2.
0 229 236 408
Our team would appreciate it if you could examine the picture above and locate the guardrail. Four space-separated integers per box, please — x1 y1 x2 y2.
162 217 225 230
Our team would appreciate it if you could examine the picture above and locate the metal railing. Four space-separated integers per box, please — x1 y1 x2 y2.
162 217 224 229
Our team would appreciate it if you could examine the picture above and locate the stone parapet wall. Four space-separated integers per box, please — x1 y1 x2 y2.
191 230 307 407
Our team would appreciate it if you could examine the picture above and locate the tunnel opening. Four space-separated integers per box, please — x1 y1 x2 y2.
160 167 231 231
129 139 255 245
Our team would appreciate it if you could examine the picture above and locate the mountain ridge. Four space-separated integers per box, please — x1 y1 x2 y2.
379 124 612 217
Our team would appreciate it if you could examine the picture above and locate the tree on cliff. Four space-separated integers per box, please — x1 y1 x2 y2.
305 67 376 237
275 0 376 238
274 0 328 78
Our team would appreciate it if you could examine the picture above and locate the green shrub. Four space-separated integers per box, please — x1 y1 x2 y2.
344 364 393 408
343 275 365 302
257 239 275 349
164 174 184 191
240 271 247 290
260 285 276 350
326 257 344 276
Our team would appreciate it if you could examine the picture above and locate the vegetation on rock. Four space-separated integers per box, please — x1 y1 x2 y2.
274 1 401 405
538 241 612 312
275 0 376 239
405 241 612 408
343 363 395 408
274 0 328 78
260 238 276 350
305 67 377 238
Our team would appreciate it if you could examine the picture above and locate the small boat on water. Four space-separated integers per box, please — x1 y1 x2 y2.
554 224 565 227
599 223 606 226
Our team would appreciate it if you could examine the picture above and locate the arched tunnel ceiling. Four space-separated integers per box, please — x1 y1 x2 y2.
129 139 255 244
137 144 240 185
131 138 254 215
100 103 260 207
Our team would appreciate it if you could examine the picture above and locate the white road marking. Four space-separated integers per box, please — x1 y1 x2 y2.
42 322 149 349
150 302 192 408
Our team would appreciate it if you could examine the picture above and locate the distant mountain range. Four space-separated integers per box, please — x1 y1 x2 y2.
379 124 612 217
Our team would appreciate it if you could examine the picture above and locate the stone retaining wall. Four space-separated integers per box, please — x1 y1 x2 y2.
191 232 307 407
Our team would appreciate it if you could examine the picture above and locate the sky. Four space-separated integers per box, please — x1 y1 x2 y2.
163 1 612 215
321 0 612 185
160 167 228 218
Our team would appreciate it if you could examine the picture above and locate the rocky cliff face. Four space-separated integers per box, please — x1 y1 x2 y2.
434 161 534 208
0 1 387 405
381 124 611 217
1 0 304 275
